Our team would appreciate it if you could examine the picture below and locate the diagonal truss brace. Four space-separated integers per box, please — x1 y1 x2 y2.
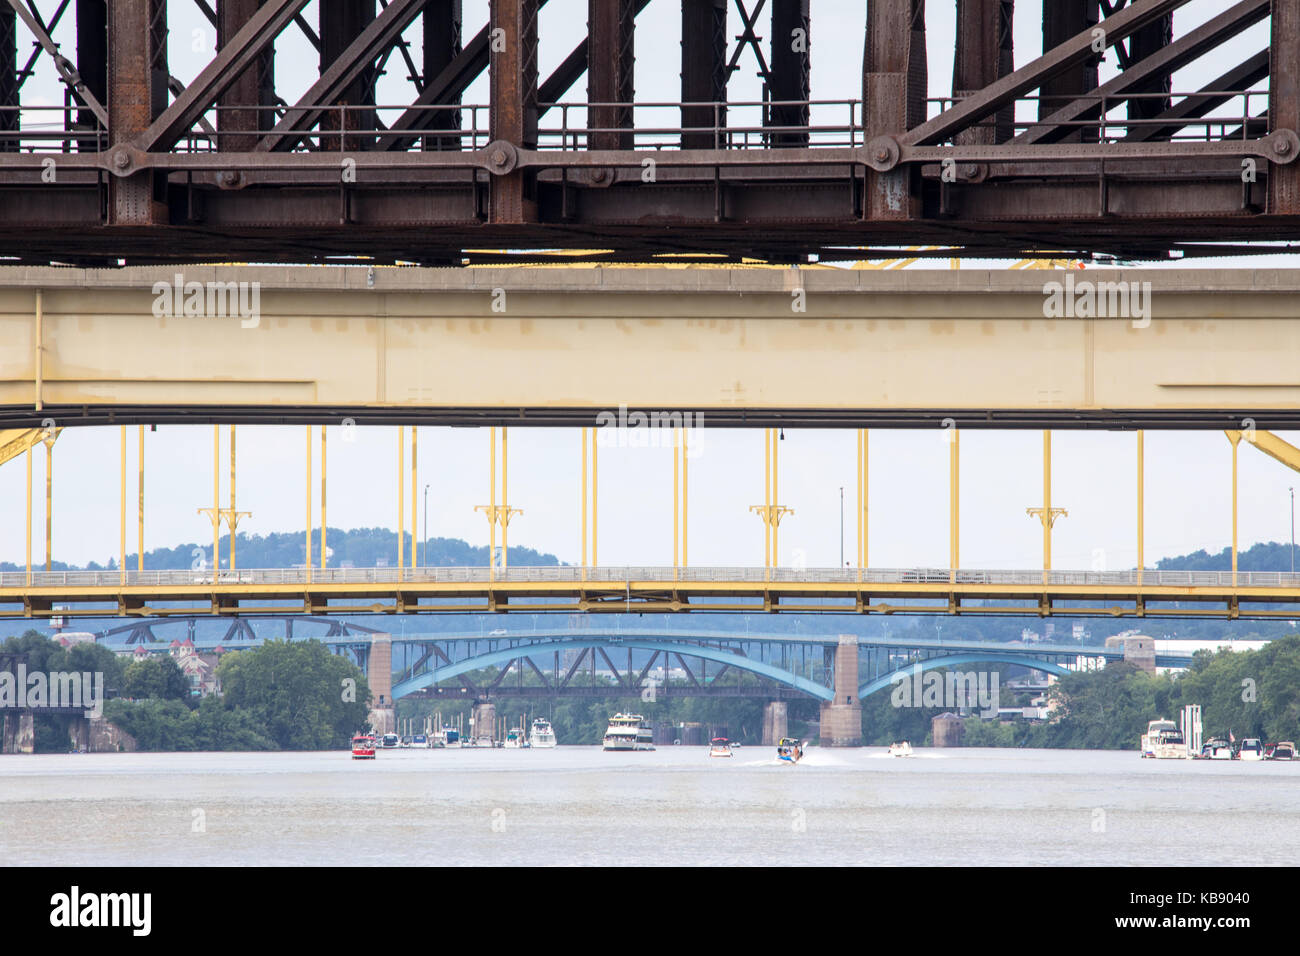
136 0 311 153
1015 0 1270 145
258 0 428 152
5 0 106 125
897 0 1192 149
1123 49 1270 143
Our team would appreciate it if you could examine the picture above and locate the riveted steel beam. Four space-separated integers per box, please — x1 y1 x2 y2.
587 0 636 149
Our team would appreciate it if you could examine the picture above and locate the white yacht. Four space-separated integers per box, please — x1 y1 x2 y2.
528 718 557 748
1140 719 1188 759
603 713 655 751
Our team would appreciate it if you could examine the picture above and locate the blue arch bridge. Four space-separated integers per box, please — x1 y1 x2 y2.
94 617 1193 746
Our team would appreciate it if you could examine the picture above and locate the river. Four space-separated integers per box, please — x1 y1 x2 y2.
2 746 1297 866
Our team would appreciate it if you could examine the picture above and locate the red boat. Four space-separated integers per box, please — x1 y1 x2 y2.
351 734 376 759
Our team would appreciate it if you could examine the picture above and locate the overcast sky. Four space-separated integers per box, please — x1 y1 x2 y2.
2 2 1295 571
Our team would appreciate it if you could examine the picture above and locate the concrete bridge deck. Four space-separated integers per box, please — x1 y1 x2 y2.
4 266 1300 430
4 565 1298 621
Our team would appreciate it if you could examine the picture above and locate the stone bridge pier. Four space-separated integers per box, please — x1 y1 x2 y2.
1 711 35 753
818 636 862 747
471 700 496 744
762 701 788 746
366 634 395 735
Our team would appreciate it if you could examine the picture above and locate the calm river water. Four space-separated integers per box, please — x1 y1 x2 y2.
2 746 1297 866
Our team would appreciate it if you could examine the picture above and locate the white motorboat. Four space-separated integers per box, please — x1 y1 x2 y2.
603 713 655 751
1238 738 1264 761
528 718 557 748
888 741 913 757
1141 719 1188 759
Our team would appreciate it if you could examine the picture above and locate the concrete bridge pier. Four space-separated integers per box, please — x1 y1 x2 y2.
471 700 496 744
68 717 88 752
1 712 34 753
818 636 862 747
366 634 395 735
762 701 788 746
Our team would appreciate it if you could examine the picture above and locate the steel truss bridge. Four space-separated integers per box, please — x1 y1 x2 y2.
84 619 1196 702
0 0 1293 264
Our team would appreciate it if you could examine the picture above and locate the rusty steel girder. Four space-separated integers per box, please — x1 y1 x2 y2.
0 0 1292 264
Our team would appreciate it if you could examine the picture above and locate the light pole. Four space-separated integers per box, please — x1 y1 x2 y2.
1291 486 1295 574
839 486 844 568
422 483 429 567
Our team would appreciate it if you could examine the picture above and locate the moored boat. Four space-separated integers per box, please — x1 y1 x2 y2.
1238 738 1264 761
528 718 557 748
1141 719 1189 759
603 713 655 751
1201 737 1235 760
380 732 400 749
776 737 803 764
1269 741 1296 760
709 737 732 757
351 734 376 759
503 727 527 748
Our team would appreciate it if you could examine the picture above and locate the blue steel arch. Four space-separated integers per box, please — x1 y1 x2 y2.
391 638 835 701
858 653 1072 701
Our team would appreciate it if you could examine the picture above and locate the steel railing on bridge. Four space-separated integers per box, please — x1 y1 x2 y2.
4 566 1300 590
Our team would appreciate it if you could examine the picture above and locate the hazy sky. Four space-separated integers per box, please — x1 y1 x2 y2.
1 2 1294 571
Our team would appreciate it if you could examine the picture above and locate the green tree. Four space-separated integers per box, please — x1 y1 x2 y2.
216 639 370 749
121 655 190 701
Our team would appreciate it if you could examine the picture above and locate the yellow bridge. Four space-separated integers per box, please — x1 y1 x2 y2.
3 566 1300 622
4 265 1300 619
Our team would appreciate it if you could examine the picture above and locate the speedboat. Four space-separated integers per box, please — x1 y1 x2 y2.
603 713 655 751
709 737 732 757
351 735 376 759
503 727 527 748
528 718 557 748
888 741 913 757
1269 741 1296 760
380 732 400 749
1238 738 1264 761
776 737 803 764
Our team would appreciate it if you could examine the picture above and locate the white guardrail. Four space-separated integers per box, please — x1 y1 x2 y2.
3 567 1300 589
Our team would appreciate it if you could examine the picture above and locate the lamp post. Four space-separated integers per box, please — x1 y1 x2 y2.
422 483 429 567
839 486 844 568
1291 486 1295 574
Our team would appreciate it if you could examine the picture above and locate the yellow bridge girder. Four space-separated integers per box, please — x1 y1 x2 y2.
3 266 1300 424
1226 429 1300 473
0 426 58 467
